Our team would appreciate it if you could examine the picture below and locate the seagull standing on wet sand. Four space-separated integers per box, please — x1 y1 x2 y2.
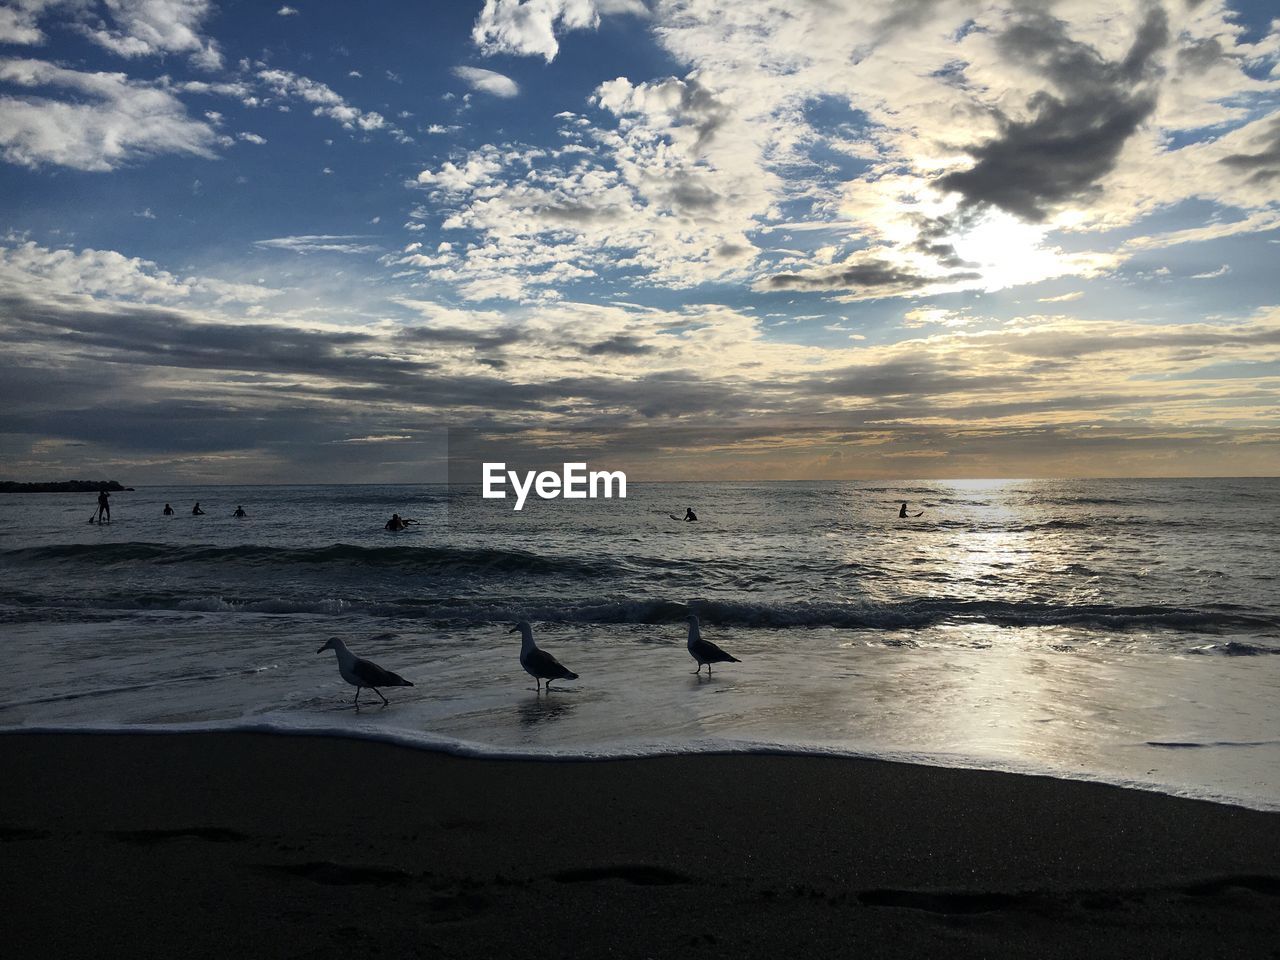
317 637 414 706
685 614 740 676
510 621 578 692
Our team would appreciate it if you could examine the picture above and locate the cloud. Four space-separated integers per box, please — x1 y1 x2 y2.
0 238 278 305
430 1 1280 306
254 235 379 255
5 235 1280 479
257 68 390 132
277 5 298 15
0 0 74 45
764 258 980 297
935 6 1168 222
451 65 519 98
80 0 224 70
471 0 646 63
5 3 1280 479
1219 115 1280 185
400 70 774 299
0 57 219 170
1190 264 1230 280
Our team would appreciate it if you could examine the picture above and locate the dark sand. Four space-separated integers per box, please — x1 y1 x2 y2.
2 733 1278 958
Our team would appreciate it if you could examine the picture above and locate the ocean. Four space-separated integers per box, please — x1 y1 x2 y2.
1 479 1277 809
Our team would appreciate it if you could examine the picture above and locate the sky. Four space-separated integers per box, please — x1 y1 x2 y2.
1 0 1278 482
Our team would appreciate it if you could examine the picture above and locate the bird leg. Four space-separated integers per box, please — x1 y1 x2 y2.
692 663 703 675
354 687 362 706
374 687 389 705
546 680 555 692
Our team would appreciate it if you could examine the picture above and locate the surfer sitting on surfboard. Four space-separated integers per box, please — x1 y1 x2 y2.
384 513 417 531
669 506 698 522
899 501 924 518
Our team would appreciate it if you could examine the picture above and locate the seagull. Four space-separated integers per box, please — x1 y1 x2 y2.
510 621 578 692
685 614 740 676
317 637 414 706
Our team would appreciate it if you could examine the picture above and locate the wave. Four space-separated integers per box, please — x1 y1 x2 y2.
1146 739 1280 749
0 541 621 577
22 591 1279 634
1188 641 1280 656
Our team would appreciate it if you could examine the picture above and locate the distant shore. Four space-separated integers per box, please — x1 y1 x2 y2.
1 731 1277 958
0 480 132 493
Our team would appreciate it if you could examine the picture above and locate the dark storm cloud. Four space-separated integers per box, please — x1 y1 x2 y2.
394 323 526 349
666 173 722 213
765 259 980 293
999 323 1280 359
800 356 1031 399
533 202 622 226
584 334 659 356
909 213 979 269
1220 116 1280 184
674 76 731 152
0 290 758 416
1175 36 1225 74
2 400 352 453
937 6 1169 221
0 290 760 458
0 293 415 383
873 0 949 39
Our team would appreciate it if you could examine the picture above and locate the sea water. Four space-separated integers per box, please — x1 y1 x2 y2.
1 479 1277 809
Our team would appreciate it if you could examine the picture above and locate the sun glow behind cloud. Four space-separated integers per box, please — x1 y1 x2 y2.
948 210 1113 293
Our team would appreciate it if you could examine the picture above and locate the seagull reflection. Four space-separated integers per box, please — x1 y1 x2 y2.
517 696 575 727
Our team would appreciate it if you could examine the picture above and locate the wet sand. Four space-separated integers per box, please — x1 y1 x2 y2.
1 731 1278 958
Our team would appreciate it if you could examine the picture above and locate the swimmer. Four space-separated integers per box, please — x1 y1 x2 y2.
232 505 247 518
163 503 174 515
384 513 417 531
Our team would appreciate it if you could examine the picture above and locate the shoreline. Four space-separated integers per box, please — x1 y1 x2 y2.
2 730 1278 958
5 722 1277 814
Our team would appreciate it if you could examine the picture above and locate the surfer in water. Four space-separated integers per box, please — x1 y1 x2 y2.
384 513 416 531
899 501 924 518
94 489 110 523
163 503 174 515
669 506 698 522
232 505 247 518
192 502 204 516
